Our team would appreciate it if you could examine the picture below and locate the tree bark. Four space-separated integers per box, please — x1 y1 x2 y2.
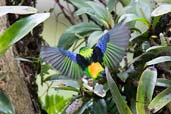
0 0 39 114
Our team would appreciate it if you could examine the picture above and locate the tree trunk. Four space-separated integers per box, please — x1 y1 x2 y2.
0 0 40 114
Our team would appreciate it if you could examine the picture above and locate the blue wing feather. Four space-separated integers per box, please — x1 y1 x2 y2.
59 49 77 63
94 22 131 68
96 32 110 53
96 22 130 54
40 47 83 79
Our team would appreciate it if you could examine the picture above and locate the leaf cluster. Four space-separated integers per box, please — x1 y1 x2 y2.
38 0 171 114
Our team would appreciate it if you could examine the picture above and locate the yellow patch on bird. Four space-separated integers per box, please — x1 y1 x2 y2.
88 62 104 79
79 47 93 58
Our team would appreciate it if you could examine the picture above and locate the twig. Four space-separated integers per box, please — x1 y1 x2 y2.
55 12 70 27
99 0 106 6
55 0 75 24
66 2 75 22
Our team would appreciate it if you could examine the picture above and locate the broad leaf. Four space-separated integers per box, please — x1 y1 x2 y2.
122 1 150 41
74 1 113 28
156 78 171 87
148 87 171 113
119 14 150 27
146 46 171 52
43 74 62 82
135 0 152 22
87 31 103 48
66 22 101 35
43 95 69 114
0 6 37 16
151 4 171 17
75 7 93 16
58 22 101 49
124 0 152 22
136 67 157 114
0 91 15 114
58 33 79 49
53 86 79 92
91 99 107 114
145 56 171 67
86 1 113 28
117 71 129 82
105 67 132 114
0 13 50 56
69 0 89 8
105 95 120 114
107 0 117 12
121 0 130 6
154 0 171 4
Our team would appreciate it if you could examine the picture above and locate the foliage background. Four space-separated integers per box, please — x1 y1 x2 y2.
0 0 171 114
37 0 171 114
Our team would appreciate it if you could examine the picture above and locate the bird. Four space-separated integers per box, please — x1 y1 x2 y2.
40 22 131 80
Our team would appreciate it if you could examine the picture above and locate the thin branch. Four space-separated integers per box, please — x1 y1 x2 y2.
55 0 75 24
66 1 75 21
99 0 106 6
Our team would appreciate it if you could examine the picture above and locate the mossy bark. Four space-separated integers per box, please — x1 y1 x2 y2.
0 0 41 114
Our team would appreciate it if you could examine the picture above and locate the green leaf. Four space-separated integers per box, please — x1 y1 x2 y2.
66 22 101 35
119 14 150 27
0 91 15 114
86 1 113 28
117 71 129 82
156 78 171 87
135 0 152 22
148 87 171 113
0 13 50 56
136 66 157 114
151 16 161 29
107 0 117 12
151 4 171 17
40 63 52 84
120 0 130 6
145 56 171 67
43 74 61 82
124 0 154 23
53 86 79 92
154 0 171 4
74 1 113 28
87 31 103 48
75 7 92 16
58 33 79 49
0 6 37 16
43 94 69 114
91 99 107 114
70 0 89 8
54 79 79 88
105 67 133 114
105 95 119 114
146 46 171 52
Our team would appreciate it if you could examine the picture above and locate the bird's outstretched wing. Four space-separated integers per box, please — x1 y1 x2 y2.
92 22 131 68
40 47 84 79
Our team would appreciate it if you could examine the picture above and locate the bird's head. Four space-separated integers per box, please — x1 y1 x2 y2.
79 47 93 58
